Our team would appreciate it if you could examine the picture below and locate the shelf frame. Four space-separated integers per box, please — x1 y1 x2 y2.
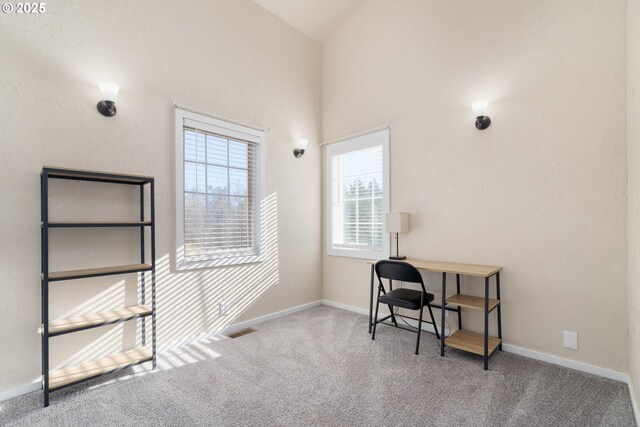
41 167 156 407
439 271 503 370
48 263 152 282
42 166 153 185
48 221 152 228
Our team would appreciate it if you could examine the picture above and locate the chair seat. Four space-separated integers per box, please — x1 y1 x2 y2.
379 288 434 310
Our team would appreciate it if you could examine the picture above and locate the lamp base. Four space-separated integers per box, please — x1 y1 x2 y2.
389 255 406 260
97 100 117 117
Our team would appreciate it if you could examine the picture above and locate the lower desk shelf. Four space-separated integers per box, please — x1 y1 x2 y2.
445 330 501 356
49 347 152 390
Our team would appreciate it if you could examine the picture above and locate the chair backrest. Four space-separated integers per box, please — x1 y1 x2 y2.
375 260 426 292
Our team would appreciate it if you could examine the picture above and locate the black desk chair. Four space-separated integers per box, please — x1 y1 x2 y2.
372 260 439 355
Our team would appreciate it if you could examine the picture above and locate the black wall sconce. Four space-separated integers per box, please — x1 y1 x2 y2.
472 100 491 130
96 82 119 117
293 139 308 158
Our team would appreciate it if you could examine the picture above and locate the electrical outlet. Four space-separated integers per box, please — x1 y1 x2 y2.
219 302 231 317
563 330 578 350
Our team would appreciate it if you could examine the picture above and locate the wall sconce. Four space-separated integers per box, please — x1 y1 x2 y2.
293 139 308 158
384 212 410 260
472 100 491 130
96 82 119 117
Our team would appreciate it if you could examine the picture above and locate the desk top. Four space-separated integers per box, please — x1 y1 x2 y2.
367 258 502 277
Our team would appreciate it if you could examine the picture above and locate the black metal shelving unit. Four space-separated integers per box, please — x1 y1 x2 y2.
40 167 156 407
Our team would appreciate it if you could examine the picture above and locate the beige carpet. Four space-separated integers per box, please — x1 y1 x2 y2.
0 305 635 426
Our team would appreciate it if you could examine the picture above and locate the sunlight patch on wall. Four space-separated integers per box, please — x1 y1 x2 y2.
49 192 279 376
149 192 279 350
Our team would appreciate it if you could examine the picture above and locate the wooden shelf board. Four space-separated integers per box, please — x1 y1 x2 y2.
49 348 152 390
446 294 499 311
43 166 153 184
49 305 152 335
49 221 151 228
48 264 152 281
445 330 501 356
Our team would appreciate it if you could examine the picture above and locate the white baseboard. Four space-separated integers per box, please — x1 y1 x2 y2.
220 300 322 336
321 299 370 316
322 299 448 336
501 343 628 383
628 378 640 424
158 300 323 351
321 299 629 384
0 380 40 402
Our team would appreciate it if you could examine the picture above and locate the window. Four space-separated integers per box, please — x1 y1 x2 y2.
325 128 389 259
175 108 264 269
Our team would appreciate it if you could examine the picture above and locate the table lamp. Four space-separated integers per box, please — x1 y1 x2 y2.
385 212 410 260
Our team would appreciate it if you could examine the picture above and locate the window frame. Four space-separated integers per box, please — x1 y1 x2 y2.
175 108 265 270
325 128 390 260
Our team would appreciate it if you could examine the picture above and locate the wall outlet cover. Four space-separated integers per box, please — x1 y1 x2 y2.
220 302 231 317
563 330 578 350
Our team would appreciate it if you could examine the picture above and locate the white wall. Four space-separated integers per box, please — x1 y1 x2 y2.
322 0 628 372
0 0 322 393
0 0 633 398
628 0 640 412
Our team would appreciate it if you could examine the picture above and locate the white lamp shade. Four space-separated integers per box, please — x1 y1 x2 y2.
472 100 488 117
384 212 410 233
98 82 119 102
296 139 309 150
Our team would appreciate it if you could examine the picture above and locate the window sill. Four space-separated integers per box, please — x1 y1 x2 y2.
176 254 264 271
326 247 386 260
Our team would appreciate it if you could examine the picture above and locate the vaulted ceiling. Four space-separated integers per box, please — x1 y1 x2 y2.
253 0 360 43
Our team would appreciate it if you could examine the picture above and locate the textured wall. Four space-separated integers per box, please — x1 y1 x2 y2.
0 0 322 393
628 0 640 411
322 0 628 372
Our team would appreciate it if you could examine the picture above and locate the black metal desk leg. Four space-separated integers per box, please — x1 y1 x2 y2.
369 264 374 333
496 272 502 351
456 274 462 330
484 276 489 370
440 272 447 356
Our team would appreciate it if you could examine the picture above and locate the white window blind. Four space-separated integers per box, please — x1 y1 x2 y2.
331 146 383 249
176 109 263 268
326 128 389 259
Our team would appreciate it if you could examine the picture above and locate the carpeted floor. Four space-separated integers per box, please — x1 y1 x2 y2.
0 305 635 426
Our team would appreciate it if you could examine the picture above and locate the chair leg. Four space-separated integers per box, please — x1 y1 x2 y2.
427 303 440 340
416 302 424 355
388 305 399 327
372 299 381 340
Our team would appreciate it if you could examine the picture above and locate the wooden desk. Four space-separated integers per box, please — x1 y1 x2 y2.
367 259 503 370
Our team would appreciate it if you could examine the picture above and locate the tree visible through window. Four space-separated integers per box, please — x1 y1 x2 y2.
176 108 264 269
335 147 383 248
327 128 389 259
183 127 257 262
